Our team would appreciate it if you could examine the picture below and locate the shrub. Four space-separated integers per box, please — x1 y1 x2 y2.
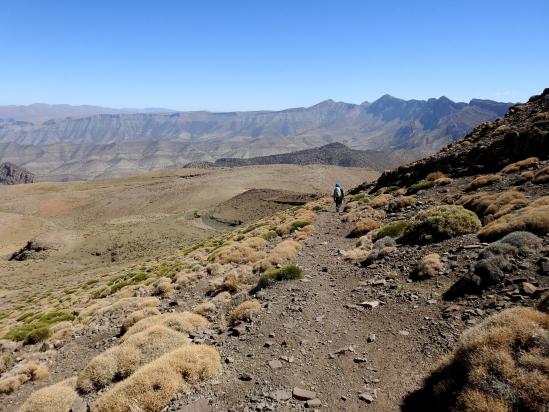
434 177 453 186
123 312 209 337
425 171 446 181
459 190 528 220
256 240 302 272
413 253 443 280
347 218 381 238
92 345 221 412
465 174 501 191
0 375 27 394
214 240 266 265
256 264 303 290
500 156 539 173
192 301 216 318
402 307 549 412
261 230 278 241
387 195 416 212
77 325 189 392
24 327 52 344
384 185 400 193
121 307 161 334
151 277 174 297
0 363 49 395
375 220 409 240
350 194 368 203
478 199 549 241
228 300 261 325
532 165 549 184
19 378 81 412
369 194 392 208
406 180 435 195
4 310 75 342
401 205 481 244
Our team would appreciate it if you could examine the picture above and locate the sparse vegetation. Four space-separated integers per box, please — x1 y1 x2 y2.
4 310 75 343
402 307 549 412
121 307 161 334
77 325 189 392
229 300 261 324
532 165 549 184
369 194 392 208
19 378 80 412
434 177 453 186
375 220 409 240
412 253 443 280
350 193 368 203
348 218 381 238
478 197 549 241
92 345 221 412
460 190 528 220
261 230 278 241
500 156 539 173
465 174 502 191
361 236 396 266
401 205 481 244
123 312 209 337
425 171 446 181
256 264 303 290
406 180 435 194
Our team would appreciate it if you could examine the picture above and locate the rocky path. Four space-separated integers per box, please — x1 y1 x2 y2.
180 208 460 411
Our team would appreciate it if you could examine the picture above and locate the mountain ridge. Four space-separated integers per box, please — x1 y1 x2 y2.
0 95 512 180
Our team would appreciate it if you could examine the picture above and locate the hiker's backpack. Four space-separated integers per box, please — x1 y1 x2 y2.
334 186 343 201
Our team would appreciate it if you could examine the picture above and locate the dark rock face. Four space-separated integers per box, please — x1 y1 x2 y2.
0 162 35 185
372 88 549 191
199 142 420 171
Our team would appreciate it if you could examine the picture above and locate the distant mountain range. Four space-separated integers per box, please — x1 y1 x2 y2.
185 142 420 171
0 103 174 124
0 96 512 180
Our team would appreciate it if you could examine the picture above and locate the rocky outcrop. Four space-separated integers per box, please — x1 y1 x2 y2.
372 88 549 191
188 143 421 171
0 162 35 185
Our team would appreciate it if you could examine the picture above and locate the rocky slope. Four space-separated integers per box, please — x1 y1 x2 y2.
0 162 35 185
186 143 421 171
373 88 549 191
0 95 510 180
0 91 547 412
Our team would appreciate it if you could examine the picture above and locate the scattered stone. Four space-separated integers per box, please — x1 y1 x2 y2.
178 399 212 412
293 387 317 401
521 282 537 295
367 334 376 342
359 300 380 309
269 389 292 401
353 357 368 363
239 373 253 381
264 340 275 348
399 330 410 336
305 398 322 408
268 359 283 370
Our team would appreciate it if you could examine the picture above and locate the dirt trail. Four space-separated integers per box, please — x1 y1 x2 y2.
180 207 459 411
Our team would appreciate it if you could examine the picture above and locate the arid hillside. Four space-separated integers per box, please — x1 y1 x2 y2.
0 90 547 412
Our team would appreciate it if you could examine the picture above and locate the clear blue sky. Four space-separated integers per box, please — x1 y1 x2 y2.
1 0 547 111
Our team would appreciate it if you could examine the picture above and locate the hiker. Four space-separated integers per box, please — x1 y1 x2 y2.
333 182 344 212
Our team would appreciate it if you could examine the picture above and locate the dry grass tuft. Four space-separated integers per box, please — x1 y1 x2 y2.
361 236 396 266
478 198 549 241
124 312 209 337
425 171 447 181
19 378 80 412
151 277 174 297
532 165 549 184
121 307 161 334
293 223 315 240
192 301 216 318
348 218 381 238
214 238 266 265
92 344 221 412
434 177 453 186
254 240 302 272
460 190 528 220
0 362 49 395
387 195 416 212
465 174 502 191
413 253 443 280
500 157 539 173
175 271 202 288
77 325 189 392
228 300 261 325
369 194 392 209
402 307 549 412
